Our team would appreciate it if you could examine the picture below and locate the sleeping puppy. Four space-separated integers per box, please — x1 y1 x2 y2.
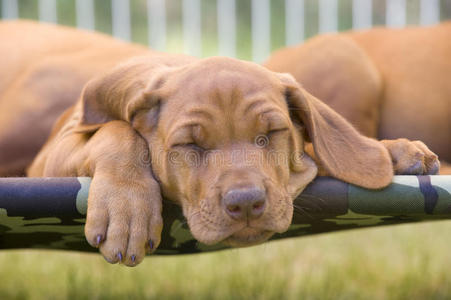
0 21 439 266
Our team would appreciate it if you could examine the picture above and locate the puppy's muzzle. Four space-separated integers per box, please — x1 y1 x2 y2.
222 186 266 221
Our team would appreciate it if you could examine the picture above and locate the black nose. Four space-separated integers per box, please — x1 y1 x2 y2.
223 187 266 221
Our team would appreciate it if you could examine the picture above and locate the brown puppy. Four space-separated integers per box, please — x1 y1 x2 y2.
264 22 451 174
0 21 439 266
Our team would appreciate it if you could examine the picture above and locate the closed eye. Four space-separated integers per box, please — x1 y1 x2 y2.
171 142 206 152
267 128 289 137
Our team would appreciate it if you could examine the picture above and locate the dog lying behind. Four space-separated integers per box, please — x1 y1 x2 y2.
265 22 451 174
0 21 440 266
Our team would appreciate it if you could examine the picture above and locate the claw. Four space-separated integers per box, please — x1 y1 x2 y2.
428 160 440 175
96 235 102 247
405 161 423 175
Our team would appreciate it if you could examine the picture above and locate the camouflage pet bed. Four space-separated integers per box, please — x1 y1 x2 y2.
1 175 450 255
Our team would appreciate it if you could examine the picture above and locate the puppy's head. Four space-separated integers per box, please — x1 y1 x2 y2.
77 56 392 246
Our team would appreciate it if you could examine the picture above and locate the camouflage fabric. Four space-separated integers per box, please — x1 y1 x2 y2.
0 176 450 254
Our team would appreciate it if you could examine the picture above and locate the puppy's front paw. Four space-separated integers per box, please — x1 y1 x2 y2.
84 176 163 266
381 138 440 175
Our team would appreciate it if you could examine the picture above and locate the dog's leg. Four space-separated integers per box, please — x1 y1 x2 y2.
29 120 163 266
381 139 440 175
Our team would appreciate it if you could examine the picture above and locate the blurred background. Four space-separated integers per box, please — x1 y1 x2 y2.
2 0 451 62
1 0 451 299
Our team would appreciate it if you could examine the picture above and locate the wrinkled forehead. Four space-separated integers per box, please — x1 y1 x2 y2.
159 58 288 128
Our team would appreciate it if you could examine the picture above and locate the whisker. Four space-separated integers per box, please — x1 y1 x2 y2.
172 220 186 234
292 204 314 219
298 193 327 204
172 211 200 235
296 194 327 210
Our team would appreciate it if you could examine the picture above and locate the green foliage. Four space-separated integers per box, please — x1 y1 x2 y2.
1 221 451 299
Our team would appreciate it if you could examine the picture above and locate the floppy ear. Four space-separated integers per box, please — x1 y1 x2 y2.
74 59 170 133
278 73 393 189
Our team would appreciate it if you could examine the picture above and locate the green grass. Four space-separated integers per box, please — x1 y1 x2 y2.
1 221 451 300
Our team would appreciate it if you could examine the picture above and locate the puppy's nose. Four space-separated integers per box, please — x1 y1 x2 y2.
223 187 266 221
